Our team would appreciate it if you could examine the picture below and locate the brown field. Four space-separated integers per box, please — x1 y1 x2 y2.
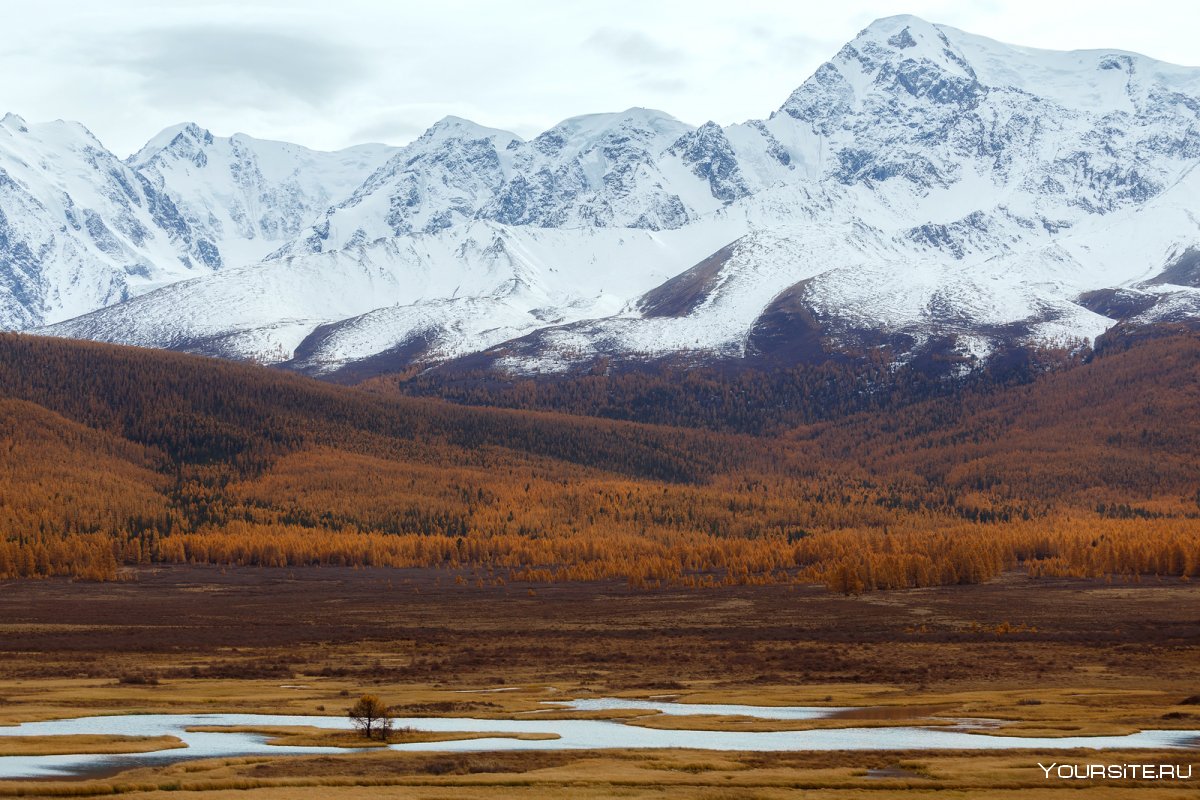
0 735 183 757
0 565 1197 797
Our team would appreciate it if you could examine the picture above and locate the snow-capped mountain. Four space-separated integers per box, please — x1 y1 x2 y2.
20 16 1200 376
0 117 394 329
0 113 214 328
131 124 396 271
275 108 705 260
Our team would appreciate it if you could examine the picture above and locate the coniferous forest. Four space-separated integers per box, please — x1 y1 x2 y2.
1 326 1198 591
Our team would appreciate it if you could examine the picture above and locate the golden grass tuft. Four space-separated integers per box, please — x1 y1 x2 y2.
0 734 183 757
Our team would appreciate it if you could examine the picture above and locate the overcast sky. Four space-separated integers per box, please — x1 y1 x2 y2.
4 0 1198 156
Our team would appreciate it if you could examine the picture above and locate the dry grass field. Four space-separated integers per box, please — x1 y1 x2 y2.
0 565 1197 797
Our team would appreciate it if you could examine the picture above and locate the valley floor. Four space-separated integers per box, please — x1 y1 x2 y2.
0 566 1198 797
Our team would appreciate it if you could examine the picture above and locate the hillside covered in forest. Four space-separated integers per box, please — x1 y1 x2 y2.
1 326 1197 590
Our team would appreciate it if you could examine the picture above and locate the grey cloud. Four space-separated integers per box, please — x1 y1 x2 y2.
635 75 689 93
585 27 685 66
112 25 365 107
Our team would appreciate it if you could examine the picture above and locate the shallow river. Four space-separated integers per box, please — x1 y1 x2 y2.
1 698 1196 780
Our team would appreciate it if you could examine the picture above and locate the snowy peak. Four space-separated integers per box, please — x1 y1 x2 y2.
0 112 29 132
128 122 214 167
487 107 698 229
784 14 1200 120
780 15 983 123
0 113 221 328
767 13 1200 222
420 115 521 146
860 15 975 74
281 105 705 257
132 125 397 268
533 108 688 153
0 113 395 329
521 108 692 182
279 116 519 253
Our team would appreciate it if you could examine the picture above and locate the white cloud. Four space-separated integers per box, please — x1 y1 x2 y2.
1 0 1196 156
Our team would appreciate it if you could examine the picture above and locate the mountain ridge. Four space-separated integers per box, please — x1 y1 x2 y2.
0 114 398 329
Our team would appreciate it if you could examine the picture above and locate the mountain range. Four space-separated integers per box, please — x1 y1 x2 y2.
4 15 1200 378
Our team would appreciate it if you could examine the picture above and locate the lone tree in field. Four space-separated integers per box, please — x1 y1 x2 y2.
347 694 393 741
